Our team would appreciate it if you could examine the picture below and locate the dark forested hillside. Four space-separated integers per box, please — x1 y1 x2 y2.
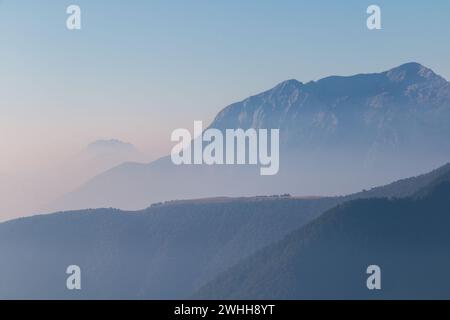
0 197 337 299
346 162 450 199
2 163 450 299
195 181 450 299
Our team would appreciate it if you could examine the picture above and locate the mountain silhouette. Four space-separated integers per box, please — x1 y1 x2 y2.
1 163 450 299
195 180 450 299
49 62 450 213
0 197 338 299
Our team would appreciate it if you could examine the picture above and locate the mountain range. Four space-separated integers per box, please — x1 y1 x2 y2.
3 62 449 299
1 162 449 299
196 177 450 299
48 62 450 212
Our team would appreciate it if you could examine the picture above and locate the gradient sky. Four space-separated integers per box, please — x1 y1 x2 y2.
1 0 450 173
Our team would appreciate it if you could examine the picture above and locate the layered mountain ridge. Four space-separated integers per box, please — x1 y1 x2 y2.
1 162 450 299
48 62 450 212
196 179 450 300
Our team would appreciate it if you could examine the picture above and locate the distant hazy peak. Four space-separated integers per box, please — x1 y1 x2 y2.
86 139 137 153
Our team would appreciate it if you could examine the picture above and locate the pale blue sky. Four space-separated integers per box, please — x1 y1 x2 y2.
1 0 449 172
